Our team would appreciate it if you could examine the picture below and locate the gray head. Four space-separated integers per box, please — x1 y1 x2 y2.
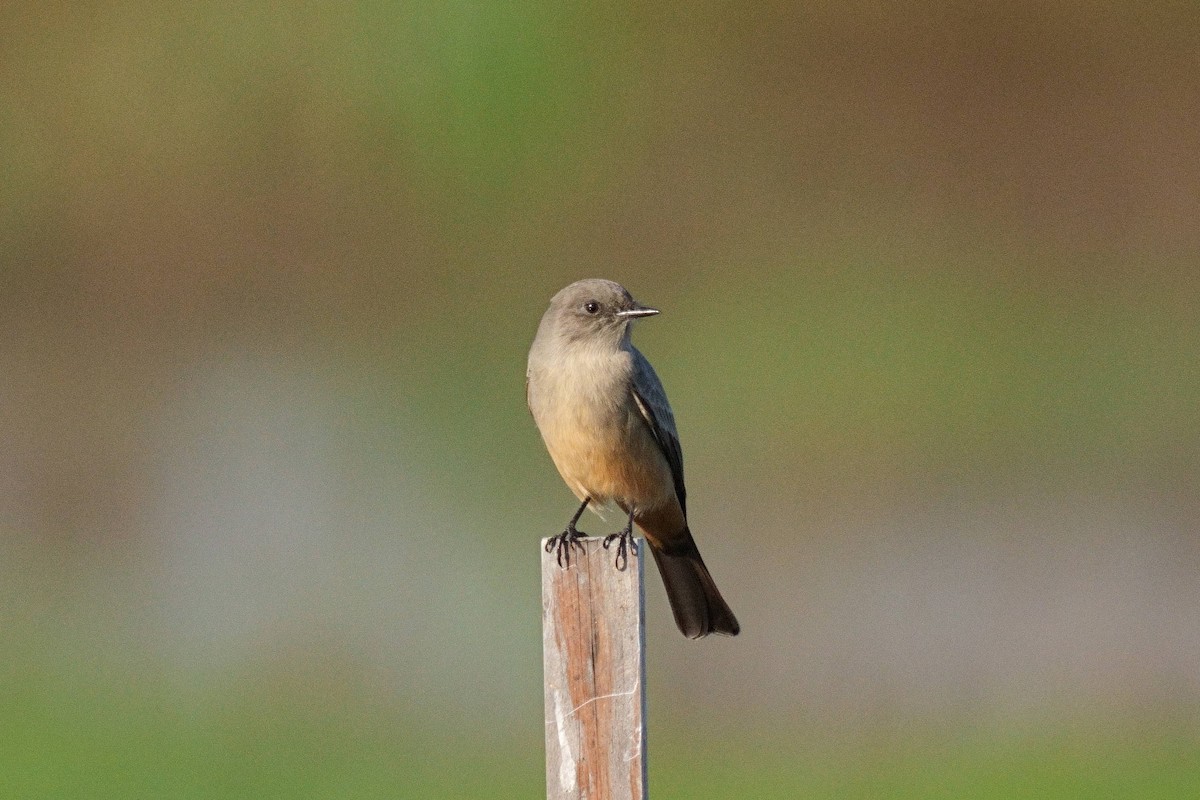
537 279 659 349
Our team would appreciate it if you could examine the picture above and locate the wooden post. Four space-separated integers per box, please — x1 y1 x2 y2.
542 537 648 800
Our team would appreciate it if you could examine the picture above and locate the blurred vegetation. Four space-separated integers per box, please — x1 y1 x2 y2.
2 1 1198 796
4 661 1198 798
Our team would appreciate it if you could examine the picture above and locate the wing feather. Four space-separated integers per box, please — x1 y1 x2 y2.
629 348 687 516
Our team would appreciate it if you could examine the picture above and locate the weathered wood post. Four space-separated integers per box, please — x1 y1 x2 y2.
541 537 648 800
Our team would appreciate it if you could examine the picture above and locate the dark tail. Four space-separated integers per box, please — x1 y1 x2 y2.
648 529 740 639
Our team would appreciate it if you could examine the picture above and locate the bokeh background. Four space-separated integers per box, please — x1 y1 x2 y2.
3 2 1198 797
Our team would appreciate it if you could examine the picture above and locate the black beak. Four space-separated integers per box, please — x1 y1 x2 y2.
615 305 659 319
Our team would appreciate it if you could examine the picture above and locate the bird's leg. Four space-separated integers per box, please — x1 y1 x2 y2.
545 498 590 568
602 508 638 570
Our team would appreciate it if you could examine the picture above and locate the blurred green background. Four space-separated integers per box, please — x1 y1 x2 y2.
3 2 1198 797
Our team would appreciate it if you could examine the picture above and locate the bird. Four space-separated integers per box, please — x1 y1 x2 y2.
526 278 739 638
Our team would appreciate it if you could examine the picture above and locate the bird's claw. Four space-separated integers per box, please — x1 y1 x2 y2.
602 530 637 570
546 527 586 568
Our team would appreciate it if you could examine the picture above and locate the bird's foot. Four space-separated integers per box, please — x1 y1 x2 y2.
602 528 638 570
545 526 587 568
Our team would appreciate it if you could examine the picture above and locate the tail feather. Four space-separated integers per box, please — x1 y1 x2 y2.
648 530 739 639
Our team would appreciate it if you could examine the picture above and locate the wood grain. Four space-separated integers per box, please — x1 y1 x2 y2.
542 537 647 800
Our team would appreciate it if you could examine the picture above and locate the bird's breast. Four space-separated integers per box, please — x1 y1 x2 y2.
528 351 675 510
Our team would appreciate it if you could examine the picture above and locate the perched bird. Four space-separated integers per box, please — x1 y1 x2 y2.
527 279 739 638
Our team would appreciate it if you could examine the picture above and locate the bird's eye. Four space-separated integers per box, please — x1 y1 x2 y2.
584 301 600 315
